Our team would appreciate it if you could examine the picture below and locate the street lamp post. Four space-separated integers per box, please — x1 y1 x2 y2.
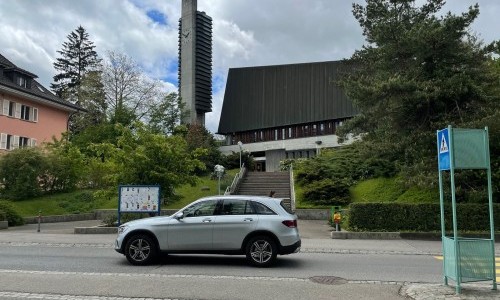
237 141 243 169
214 164 225 195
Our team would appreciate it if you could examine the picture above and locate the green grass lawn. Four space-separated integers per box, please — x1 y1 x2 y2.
350 177 439 203
4 170 439 218
4 169 240 217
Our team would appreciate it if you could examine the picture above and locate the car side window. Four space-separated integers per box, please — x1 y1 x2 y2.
183 200 218 217
220 199 249 215
251 201 276 215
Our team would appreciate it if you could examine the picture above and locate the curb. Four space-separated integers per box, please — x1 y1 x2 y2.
74 227 117 234
331 231 402 240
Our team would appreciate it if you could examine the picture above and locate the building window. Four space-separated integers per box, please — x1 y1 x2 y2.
2 100 37 122
8 101 15 117
21 105 30 120
19 136 30 148
0 134 36 150
17 76 27 88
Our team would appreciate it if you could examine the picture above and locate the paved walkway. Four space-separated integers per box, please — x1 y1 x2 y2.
1 219 499 299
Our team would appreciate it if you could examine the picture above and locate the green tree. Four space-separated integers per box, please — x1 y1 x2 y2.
101 51 163 125
51 26 101 101
338 0 500 187
51 26 104 134
184 124 224 175
69 70 107 135
111 123 203 199
148 93 187 135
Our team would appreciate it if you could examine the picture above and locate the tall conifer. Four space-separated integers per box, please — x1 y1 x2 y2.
51 25 101 104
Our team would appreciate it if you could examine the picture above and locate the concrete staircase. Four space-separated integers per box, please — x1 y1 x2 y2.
235 172 291 199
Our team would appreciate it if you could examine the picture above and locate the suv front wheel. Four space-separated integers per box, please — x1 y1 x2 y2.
125 234 157 265
245 235 277 267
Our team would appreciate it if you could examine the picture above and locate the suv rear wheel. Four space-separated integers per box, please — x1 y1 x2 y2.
125 234 157 265
245 235 277 267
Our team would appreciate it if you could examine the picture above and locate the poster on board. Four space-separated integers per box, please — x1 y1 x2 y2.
118 185 160 213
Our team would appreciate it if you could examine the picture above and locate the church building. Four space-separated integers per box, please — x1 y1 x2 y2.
217 60 358 172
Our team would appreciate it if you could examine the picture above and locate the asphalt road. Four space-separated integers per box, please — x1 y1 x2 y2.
0 245 442 283
0 220 452 299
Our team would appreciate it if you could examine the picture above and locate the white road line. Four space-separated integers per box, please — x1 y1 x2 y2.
0 291 180 300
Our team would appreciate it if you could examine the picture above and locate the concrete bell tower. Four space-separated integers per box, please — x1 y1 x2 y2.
179 0 212 126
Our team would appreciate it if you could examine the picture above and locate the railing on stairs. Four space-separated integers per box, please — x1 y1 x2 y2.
224 164 247 195
289 164 296 212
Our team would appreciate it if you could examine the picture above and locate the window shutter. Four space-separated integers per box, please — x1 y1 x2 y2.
32 107 38 122
0 133 6 150
30 138 37 147
12 135 19 149
15 103 21 119
2 100 9 116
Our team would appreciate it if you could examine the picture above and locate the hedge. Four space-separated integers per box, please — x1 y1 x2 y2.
0 201 25 226
348 203 500 232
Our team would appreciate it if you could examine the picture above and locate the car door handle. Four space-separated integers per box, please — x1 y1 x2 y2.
244 218 253 222
202 218 212 223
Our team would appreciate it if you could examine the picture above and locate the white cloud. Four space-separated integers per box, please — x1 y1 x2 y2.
1 0 498 133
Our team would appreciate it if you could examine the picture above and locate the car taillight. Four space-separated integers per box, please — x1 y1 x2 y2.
282 220 297 228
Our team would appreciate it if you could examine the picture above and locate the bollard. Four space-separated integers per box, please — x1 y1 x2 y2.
37 210 41 233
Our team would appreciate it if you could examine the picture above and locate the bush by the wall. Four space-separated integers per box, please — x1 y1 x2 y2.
0 148 45 199
348 203 500 232
0 201 25 226
302 179 352 206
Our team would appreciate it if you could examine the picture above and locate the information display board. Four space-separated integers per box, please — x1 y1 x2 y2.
118 185 161 225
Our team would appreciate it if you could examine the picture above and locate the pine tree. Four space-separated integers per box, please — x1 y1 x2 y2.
338 0 500 187
51 26 101 104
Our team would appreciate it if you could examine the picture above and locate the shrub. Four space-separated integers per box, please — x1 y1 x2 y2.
0 201 25 226
302 179 352 206
348 203 500 232
0 148 45 199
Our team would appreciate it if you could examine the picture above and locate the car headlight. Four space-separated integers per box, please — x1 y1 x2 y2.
118 225 129 234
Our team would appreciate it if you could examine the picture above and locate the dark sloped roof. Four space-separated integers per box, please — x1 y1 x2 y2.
217 60 358 134
0 53 81 111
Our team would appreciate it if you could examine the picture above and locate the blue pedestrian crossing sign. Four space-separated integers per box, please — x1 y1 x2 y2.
437 128 450 170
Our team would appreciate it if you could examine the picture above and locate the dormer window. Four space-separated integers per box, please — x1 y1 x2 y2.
17 76 27 88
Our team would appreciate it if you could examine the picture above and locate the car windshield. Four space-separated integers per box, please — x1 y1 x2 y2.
183 200 218 217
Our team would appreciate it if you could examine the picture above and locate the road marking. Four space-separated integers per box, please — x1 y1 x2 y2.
0 269 406 286
434 256 499 282
0 292 181 300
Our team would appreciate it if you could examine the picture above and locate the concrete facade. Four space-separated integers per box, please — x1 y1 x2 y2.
219 133 349 172
179 0 212 125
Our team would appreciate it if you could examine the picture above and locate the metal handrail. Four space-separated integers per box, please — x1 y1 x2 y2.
289 163 296 212
224 164 247 195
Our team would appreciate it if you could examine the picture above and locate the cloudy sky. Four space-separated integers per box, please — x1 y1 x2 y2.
0 0 498 133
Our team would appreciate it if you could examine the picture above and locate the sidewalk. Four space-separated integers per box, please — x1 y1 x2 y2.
1 219 499 299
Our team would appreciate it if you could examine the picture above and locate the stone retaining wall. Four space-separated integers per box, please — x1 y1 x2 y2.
24 208 330 225
295 209 329 220
24 213 96 224
0 220 7 230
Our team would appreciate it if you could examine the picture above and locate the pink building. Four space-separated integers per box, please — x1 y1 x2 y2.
0 53 80 152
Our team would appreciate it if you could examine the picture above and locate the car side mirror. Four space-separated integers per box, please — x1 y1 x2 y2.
174 212 184 220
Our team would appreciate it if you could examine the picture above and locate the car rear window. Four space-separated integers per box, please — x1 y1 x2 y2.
280 200 294 214
251 201 276 215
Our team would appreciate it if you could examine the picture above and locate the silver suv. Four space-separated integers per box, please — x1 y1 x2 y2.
115 195 301 267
